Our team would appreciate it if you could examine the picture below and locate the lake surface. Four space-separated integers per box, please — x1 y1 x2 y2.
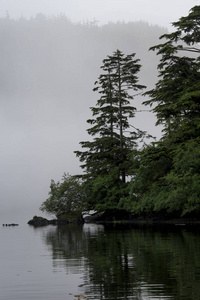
1 222 200 300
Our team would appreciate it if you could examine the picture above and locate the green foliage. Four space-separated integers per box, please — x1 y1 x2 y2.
85 173 131 212
40 173 85 217
129 6 200 217
164 139 200 215
75 50 146 211
131 138 200 217
129 141 173 214
144 6 200 143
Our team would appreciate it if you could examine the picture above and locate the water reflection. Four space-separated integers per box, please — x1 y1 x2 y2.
41 224 200 300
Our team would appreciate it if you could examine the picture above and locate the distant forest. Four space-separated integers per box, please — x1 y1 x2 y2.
0 14 165 100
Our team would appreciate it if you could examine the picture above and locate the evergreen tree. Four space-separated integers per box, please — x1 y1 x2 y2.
131 6 200 217
144 5 200 142
75 50 146 211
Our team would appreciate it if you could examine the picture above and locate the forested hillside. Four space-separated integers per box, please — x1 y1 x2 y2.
0 15 164 97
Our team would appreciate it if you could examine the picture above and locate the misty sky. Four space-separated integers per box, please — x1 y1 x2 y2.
0 0 196 29
0 0 197 223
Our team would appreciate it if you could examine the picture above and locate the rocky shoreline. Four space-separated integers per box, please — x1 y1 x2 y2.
27 210 200 227
27 215 84 226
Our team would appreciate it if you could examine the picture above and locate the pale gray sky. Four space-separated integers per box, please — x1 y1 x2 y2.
0 0 197 30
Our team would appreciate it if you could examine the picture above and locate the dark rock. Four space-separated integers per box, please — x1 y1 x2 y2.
27 216 49 226
85 209 133 223
2 223 19 226
27 213 84 227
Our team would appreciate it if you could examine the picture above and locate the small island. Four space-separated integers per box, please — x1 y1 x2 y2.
35 8 200 226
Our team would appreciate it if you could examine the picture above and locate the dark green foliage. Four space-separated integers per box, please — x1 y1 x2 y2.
130 141 173 214
130 6 200 217
161 5 200 52
164 139 200 215
131 139 200 216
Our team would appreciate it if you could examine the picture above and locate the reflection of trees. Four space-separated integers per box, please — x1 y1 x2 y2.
44 224 86 272
82 226 143 300
42 224 200 300
43 224 105 272
129 225 200 300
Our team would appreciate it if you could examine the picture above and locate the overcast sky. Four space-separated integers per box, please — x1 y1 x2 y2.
0 0 197 30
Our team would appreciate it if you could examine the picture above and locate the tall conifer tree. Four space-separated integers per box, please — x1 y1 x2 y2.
144 5 200 142
75 50 146 210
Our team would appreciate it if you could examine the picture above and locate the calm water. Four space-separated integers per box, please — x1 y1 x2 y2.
1 222 200 300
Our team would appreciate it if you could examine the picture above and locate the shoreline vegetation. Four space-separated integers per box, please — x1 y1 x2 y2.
38 6 200 223
27 210 200 227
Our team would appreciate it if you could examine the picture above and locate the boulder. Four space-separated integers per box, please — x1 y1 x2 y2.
27 216 50 226
27 212 84 226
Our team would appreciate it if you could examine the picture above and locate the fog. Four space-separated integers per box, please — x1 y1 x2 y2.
0 0 195 30
0 3 195 224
